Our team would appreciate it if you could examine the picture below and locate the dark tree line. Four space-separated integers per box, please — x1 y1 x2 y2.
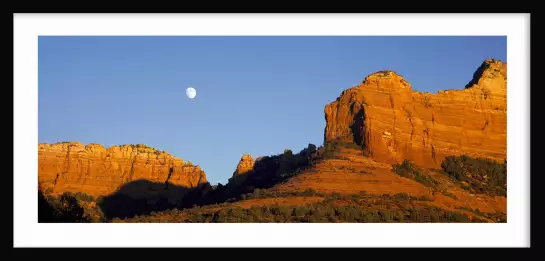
38 188 90 223
441 155 506 196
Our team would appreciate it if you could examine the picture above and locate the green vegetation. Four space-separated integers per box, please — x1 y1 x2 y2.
109 188 480 223
125 144 165 155
39 185 496 223
230 188 431 203
459 207 507 222
276 149 298 177
73 192 95 202
441 155 506 196
115 196 486 223
441 191 458 200
39 190 91 223
232 188 324 201
39 189 106 222
53 141 77 145
392 160 439 188
375 70 394 77
38 153 507 224
323 139 362 159
126 144 152 150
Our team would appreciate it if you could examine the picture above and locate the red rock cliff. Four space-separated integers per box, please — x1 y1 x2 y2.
38 142 208 196
324 59 507 168
232 154 255 178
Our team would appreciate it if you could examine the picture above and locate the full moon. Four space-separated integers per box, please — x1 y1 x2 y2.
186 87 196 99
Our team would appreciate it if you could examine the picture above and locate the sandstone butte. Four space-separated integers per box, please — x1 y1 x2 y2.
38 142 207 197
270 59 507 216
324 58 507 169
232 154 255 177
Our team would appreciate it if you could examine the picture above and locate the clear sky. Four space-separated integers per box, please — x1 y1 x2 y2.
38 36 507 185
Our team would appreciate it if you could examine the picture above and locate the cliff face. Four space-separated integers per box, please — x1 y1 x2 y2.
38 142 208 196
324 59 507 168
232 154 255 177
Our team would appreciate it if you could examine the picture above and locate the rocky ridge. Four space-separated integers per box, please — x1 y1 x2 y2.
38 142 207 196
324 59 507 168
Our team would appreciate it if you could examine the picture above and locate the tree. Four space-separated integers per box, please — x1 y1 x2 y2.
38 189 58 222
55 193 87 222
38 191 89 223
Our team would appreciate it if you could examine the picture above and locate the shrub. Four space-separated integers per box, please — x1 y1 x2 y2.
276 149 299 177
441 191 458 200
441 155 506 196
302 188 317 196
39 191 89 223
330 192 342 200
112 187 503 224
74 192 94 202
379 210 393 222
392 160 439 187
394 192 410 201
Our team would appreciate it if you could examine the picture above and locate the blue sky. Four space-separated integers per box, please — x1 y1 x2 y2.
38 36 506 185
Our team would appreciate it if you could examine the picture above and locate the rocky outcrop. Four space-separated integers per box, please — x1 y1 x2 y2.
324 59 507 168
38 142 208 196
232 154 255 177
224 145 321 197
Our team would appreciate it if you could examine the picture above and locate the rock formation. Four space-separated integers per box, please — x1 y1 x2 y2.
38 142 208 197
232 154 255 177
324 59 507 169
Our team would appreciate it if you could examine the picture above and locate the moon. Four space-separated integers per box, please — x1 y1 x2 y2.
186 87 196 99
